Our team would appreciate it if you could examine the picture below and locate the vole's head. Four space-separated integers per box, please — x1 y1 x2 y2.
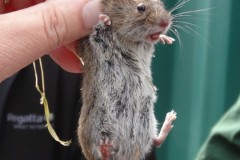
101 0 172 43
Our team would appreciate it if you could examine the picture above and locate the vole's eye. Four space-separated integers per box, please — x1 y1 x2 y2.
137 3 146 12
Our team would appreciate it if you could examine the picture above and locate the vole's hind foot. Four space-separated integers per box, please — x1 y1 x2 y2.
99 14 112 26
159 35 175 44
153 110 177 147
99 138 117 160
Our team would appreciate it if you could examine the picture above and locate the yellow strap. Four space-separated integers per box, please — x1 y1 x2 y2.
33 58 71 146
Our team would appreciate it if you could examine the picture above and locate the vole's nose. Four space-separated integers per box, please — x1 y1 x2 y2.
159 19 170 28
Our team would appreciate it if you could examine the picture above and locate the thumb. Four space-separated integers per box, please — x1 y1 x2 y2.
49 0 101 45
48 0 101 73
82 0 101 31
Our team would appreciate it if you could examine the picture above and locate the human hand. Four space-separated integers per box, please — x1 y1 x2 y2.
46 0 101 73
0 0 101 81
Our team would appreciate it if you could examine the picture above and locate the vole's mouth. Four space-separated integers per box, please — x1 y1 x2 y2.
146 32 161 43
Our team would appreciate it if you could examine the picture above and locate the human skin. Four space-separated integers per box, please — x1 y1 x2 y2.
0 0 100 82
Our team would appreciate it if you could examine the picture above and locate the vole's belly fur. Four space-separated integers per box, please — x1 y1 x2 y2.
78 24 158 160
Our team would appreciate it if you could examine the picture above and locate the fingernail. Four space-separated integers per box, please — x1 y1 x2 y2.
83 0 101 29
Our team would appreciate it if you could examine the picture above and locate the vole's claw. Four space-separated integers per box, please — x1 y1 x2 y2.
166 110 177 122
159 35 175 45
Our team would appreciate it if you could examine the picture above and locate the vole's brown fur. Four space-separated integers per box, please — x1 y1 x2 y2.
77 0 176 159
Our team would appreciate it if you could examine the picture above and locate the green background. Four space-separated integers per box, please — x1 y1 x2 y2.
153 0 240 159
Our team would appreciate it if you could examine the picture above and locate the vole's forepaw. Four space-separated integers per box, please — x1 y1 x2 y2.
99 14 112 26
99 138 116 160
153 110 177 147
159 35 175 45
164 110 177 126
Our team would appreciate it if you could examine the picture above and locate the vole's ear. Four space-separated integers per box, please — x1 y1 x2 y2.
99 14 112 26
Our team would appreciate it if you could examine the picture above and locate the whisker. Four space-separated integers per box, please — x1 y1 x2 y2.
170 0 190 13
183 25 213 47
169 0 182 12
172 14 193 19
173 24 212 48
170 28 185 63
173 17 212 23
172 20 207 33
171 24 192 35
172 8 214 18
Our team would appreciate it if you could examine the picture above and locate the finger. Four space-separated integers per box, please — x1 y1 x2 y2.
159 37 165 44
49 46 83 73
45 0 101 45
165 38 172 44
82 0 101 30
